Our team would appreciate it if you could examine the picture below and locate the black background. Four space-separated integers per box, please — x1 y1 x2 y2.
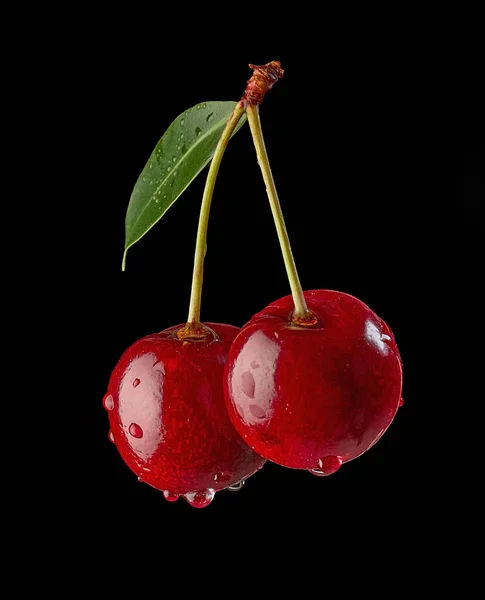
40 18 483 555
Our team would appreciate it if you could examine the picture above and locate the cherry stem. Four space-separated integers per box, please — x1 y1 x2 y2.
183 101 246 334
245 104 311 320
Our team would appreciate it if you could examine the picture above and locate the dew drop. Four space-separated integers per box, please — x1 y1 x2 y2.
167 165 171 172
399 397 404 407
163 490 179 502
108 430 115 443
133 378 140 388
129 423 143 438
172 156 176 163
241 371 255 398
137 476 143 482
180 118 185 126
184 489 215 508
202 102 207 109
195 126 201 136
227 479 245 492
310 456 342 477
103 393 114 411
249 404 266 419
196 104 201 110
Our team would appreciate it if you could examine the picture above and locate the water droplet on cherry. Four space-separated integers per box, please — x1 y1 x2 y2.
129 423 143 438
103 394 114 411
241 371 255 398
137 476 143 482
184 489 215 508
399 397 404 407
249 405 266 419
163 491 179 502
108 430 115 443
133 378 140 388
227 479 245 492
310 456 342 477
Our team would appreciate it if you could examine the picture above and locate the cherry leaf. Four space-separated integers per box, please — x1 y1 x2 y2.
123 101 246 270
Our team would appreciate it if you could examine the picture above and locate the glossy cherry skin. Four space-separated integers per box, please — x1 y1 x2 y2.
104 323 265 505
223 290 403 472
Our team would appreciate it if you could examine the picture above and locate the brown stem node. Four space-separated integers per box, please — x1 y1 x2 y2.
242 61 284 106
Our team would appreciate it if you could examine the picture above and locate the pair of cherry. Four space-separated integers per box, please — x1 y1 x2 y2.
103 62 403 508
104 290 402 508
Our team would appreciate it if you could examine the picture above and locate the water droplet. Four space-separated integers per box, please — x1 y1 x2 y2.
184 489 215 508
133 378 140 388
399 397 404 407
249 404 266 419
196 104 201 110
195 126 201 136
129 423 143 438
108 430 115 443
163 491 179 502
180 118 185 126
202 102 207 109
137 476 143 482
227 479 245 492
172 156 176 163
167 166 171 172
206 111 214 122
103 393 114 411
241 371 255 398
310 456 342 477
176 144 180 150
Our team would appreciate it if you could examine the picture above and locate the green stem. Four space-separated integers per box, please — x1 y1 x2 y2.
246 104 311 320
185 101 245 329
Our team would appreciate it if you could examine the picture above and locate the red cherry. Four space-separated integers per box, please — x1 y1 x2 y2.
223 290 403 472
104 322 265 507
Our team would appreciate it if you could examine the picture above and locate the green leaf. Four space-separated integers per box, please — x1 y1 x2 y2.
123 101 246 270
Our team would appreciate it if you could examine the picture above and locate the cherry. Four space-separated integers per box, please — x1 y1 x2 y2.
223 290 403 472
104 322 265 507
